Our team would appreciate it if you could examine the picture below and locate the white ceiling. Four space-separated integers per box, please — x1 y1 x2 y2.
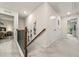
49 2 79 16
0 2 43 18
0 2 79 18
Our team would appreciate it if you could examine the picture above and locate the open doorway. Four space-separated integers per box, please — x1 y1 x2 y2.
0 13 14 40
0 9 21 56
67 17 78 39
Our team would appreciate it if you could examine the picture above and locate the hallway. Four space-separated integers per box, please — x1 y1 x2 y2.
0 2 79 57
0 37 21 57
28 37 79 57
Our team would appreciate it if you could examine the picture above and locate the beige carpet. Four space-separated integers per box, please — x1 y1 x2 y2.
0 37 21 57
28 37 79 57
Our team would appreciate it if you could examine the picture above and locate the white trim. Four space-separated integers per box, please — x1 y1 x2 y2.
14 39 24 57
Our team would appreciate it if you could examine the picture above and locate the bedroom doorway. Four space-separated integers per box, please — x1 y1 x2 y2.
0 9 20 56
0 9 19 41
67 17 78 39
0 13 14 40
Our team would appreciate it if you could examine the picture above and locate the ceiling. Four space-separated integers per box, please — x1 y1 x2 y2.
49 2 79 16
0 2 79 18
0 2 43 18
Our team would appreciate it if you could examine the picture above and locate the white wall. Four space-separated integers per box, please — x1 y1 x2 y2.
26 3 47 48
26 3 63 54
46 3 63 46
18 17 25 30
60 16 68 39
77 16 79 39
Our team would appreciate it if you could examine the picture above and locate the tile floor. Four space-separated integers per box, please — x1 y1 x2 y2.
0 37 21 57
28 35 79 57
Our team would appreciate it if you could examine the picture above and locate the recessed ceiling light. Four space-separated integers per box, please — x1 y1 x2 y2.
24 11 27 15
50 16 56 19
67 12 71 15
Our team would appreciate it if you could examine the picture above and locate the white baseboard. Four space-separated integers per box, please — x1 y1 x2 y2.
14 39 24 57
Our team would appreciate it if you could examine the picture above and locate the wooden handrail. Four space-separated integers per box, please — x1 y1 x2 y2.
26 28 46 47
25 27 27 57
